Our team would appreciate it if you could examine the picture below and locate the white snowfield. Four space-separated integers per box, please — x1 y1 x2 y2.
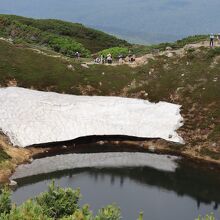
0 87 184 147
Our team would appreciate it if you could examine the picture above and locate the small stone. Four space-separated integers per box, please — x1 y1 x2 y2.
81 63 89 69
212 143 217 147
62 145 68 149
184 45 194 50
149 145 155 152
166 46 172 51
166 52 173 58
67 64 75 71
9 180 17 187
98 141 105 145
28 158 34 163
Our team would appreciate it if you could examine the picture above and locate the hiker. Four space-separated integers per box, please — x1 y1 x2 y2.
75 51 80 59
217 33 220 45
100 54 106 64
130 54 136 62
210 33 215 47
95 57 101 63
107 53 112 64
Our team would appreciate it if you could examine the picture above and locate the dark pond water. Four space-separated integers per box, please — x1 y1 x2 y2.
11 153 220 220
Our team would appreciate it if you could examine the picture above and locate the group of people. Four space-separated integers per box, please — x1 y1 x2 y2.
210 33 220 47
94 54 113 64
94 53 136 65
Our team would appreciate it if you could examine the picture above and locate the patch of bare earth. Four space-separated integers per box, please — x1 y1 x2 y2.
0 134 49 183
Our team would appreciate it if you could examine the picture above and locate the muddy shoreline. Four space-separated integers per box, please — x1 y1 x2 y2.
1 134 220 184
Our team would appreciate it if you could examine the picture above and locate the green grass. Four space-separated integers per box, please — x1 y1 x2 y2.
132 35 208 56
0 40 134 95
0 149 11 163
0 33 219 147
98 47 129 58
0 14 130 54
200 148 220 160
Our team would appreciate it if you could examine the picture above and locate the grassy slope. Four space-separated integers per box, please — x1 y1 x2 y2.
0 14 130 54
132 35 208 56
0 38 220 161
0 40 134 95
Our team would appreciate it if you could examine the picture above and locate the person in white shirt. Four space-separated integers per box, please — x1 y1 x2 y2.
210 33 215 47
217 33 220 45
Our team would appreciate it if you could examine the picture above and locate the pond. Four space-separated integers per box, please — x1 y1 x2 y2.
11 152 220 220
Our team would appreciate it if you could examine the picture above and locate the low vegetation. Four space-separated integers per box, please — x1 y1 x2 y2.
0 182 215 220
132 35 208 56
0 182 137 220
0 14 130 55
0 149 11 164
195 214 216 220
98 47 129 58
0 32 220 160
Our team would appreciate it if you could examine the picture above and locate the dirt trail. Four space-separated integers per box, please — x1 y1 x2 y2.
1 37 217 68
86 41 219 68
128 41 219 67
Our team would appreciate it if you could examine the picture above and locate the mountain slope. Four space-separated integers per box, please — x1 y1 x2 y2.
0 14 130 55
0 38 219 152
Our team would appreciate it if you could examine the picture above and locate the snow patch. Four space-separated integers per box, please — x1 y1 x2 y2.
0 87 184 147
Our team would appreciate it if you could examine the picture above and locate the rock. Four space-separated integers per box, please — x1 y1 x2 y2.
7 79 17 87
212 143 217 147
184 45 194 50
98 141 105 145
166 52 173 58
81 63 89 69
67 64 75 71
149 68 155 75
9 180 17 187
166 46 172 51
149 145 155 152
30 36 37 41
28 158 34 163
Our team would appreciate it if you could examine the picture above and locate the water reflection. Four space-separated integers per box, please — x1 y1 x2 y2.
11 160 220 220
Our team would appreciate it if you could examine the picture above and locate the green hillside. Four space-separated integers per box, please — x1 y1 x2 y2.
0 14 130 56
0 13 219 163
0 38 220 153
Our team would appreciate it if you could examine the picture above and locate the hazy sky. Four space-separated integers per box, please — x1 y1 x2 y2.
0 0 220 43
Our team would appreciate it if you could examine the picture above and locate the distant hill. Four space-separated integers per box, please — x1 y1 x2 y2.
91 25 182 44
0 14 130 56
